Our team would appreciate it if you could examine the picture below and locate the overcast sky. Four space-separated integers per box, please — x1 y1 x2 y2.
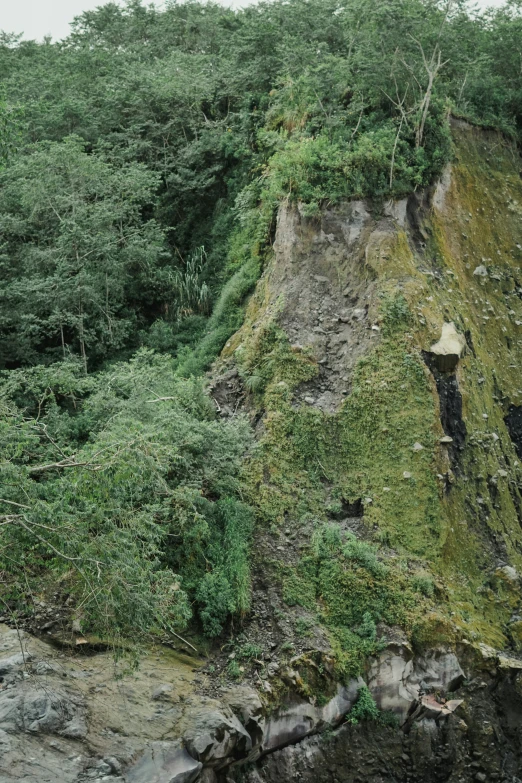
0 0 511 43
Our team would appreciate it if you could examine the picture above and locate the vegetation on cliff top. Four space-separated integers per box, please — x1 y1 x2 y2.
0 0 522 648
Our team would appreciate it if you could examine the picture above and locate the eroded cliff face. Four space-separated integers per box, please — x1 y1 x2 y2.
1 122 522 783
218 119 522 654
212 120 522 781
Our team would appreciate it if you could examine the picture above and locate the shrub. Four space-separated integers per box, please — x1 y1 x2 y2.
346 686 380 725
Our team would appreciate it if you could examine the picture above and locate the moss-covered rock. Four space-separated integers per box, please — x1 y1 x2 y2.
227 121 522 679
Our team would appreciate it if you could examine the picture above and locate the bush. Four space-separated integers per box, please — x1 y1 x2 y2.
346 686 380 725
0 350 255 642
196 573 235 638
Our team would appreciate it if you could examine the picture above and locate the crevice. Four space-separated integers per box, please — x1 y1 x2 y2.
328 498 364 520
422 352 467 475
505 405 522 459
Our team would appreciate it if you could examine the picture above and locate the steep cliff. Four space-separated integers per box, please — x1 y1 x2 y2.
1 122 522 783
217 120 522 652
210 119 522 781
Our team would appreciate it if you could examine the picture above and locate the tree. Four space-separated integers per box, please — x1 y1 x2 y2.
0 136 168 368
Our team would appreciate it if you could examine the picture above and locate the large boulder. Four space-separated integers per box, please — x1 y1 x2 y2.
429 322 466 372
262 680 361 754
126 741 202 783
222 685 265 752
368 645 464 722
182 705 252 768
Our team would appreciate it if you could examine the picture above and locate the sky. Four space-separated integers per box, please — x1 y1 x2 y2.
0 0 511 43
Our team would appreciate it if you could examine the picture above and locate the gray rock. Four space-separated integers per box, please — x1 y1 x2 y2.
104 756 122 774
0 651 33 675
183 707 252 767
126 741 202 783
222 686 265 753
262 680 361 754
368 646 464 722
151 683 174 701
0 685 87 738
33 660 60 675
473 265 488 277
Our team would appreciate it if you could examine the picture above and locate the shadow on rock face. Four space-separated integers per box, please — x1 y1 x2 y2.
505 405 522 459
422 351 467 476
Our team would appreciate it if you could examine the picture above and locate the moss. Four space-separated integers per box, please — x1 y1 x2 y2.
411 612 458 651
509 620 522 653
236 123 522 674
399 125 522 647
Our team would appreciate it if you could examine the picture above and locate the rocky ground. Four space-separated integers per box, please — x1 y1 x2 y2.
2 621 522 783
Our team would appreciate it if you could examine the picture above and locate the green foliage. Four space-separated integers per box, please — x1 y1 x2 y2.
0 0 518 372
380 293 412 336
280 524 428 678
0 93 21 167
260 113 451 213
236 322 318 398
178 255 261 377
0 137 168 368
227 659 242 680
295 617 315 637
346 686 380 725
197 573 235 638
412 573 435 598
236 642 262 659
0 350 254 641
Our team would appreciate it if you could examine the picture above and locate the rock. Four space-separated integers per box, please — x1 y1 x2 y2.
413 442 424 451
104 756 122 774
199 770 218 783
429 322 466 372
403 693 463 729
473 265 488 277
440 435 453 444
368 647 464 722
222 686 265 749
0 651 33 675
0 685 87 738
183 706 252 767
403 471 412 479
34 661 58 675
152 683 175 701
499 565 519 582
262 681 361 754
126 741 202 783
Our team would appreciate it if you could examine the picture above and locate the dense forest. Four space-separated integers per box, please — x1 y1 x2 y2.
0 0 521 651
